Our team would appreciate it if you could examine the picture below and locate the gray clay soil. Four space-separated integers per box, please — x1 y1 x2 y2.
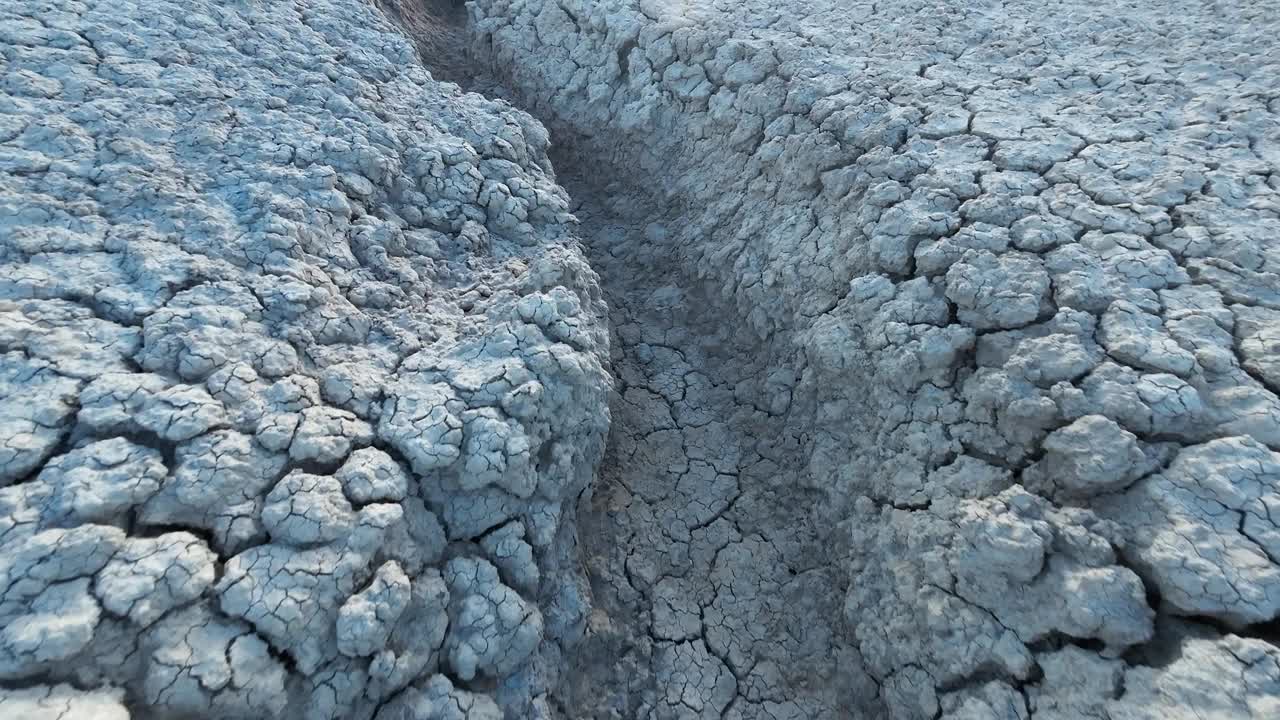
2 1 1279 718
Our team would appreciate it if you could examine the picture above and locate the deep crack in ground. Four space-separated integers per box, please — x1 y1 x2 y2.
407 10 875 714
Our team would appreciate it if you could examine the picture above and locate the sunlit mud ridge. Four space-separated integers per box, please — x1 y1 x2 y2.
1 1 608 718
458 0 1280 718
2 0 1280 719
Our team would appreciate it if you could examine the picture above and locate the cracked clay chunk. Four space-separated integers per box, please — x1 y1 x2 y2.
945 250 1050 331
1023 415 1147 500
442 556 543 682
1101 437 1280 627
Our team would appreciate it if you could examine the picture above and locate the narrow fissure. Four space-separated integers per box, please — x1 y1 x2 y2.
400 7 872 718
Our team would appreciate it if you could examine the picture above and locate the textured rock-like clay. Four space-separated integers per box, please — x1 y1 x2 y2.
4 0 1280 717
0 0 609 716
460 0 1280 716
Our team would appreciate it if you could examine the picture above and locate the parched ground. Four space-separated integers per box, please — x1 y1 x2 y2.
0 1 610 718
462 0 1280 718
3 0 1280 719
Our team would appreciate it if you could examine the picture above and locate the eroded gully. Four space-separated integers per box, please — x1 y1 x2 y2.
391 5 877 718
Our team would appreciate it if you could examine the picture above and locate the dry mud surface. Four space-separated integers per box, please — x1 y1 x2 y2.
2 0 1280 719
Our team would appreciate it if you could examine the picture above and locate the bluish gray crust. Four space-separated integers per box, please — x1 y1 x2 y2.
4 0 1280 718
464 1 1280 717
0 1 610 717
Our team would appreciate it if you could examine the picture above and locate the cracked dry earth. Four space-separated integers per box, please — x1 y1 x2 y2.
3 1 1280 720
